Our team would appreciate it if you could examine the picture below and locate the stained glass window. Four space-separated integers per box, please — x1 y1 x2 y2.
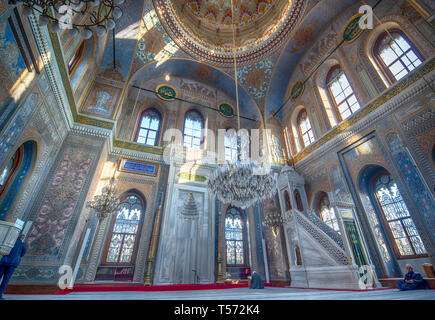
326 66 360 121
296 110 315 148
136 108 161 146
374 29 423 83
318 193 340 233
106 195 144 264
225 128 238 162
225 207 245 266
183 110 204 148
374 174 426 257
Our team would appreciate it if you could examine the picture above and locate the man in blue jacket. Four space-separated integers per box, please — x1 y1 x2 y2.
397 264 428 291
0 234 26 299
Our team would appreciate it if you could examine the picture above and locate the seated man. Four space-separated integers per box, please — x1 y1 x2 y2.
397 264 428 291
249 271 264 289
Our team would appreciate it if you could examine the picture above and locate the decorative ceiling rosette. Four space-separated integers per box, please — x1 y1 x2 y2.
153 0 306 67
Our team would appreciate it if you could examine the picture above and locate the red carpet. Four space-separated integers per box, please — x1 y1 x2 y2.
58 283 280 295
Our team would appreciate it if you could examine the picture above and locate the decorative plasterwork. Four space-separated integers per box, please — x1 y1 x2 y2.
154 0 306 67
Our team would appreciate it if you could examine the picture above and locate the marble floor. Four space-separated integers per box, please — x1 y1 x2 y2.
2 287 435 300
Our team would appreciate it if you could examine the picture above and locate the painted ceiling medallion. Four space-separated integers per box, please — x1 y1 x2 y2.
156 84 177 101
218 102 235 118
154 0 306 67
342 13 364 44
289 80 304 101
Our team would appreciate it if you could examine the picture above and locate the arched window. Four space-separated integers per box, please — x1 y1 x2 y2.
225 207 245 266
326 65 360 121
225 128 238 162
296 110 315 148
371 172 426 258
136 108 161 146
317 193 340 233
373 29 423 84
68 40 85 75
284 190 292 211
0 146 23 197
183 109 204 148
104 194 145 265
294 189 304 212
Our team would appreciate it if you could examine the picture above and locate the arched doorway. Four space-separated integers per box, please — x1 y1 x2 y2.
0 140 36 220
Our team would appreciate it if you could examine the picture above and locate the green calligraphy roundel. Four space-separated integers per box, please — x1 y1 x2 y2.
289 80 305 101
156 84 177 101
218 102 235 118
342 14 364 44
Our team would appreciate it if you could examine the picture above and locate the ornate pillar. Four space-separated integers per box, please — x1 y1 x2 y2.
144 203 163 285
215 203 224 284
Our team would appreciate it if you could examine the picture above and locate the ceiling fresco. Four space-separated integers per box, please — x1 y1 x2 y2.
94 0 362 123
155 0 306 67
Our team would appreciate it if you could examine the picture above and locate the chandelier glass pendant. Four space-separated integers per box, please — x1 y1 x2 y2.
11 0 124 39
208 159 277 209
86 174 120 221
206 0 277 210
262 198 291 233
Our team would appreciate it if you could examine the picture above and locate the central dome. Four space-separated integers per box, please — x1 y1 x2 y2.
154 0 305 67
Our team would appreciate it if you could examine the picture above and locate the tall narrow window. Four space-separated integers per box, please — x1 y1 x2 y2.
374 29 423 84
104 194 144 264
225 207 245 266
225 128 238 162
136 108 161 146
284 190 292 212
183 110 204 148
318 193 340 233
372 173 426 257
296 110 315 148
68 40 85 75
294 189 304 212
326 66 360 121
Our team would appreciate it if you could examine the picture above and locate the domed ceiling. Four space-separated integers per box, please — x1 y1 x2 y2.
154 0 306 67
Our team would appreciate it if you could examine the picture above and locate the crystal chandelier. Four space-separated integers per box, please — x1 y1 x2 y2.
208 159 277 209
263 198 291 234
11 0 124 39
86 173 120 221
206 0 277 209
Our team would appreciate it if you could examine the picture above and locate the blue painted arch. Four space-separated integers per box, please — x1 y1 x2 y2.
0 140 37 221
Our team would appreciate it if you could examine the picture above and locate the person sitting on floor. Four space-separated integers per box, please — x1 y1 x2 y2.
397 264 428 291
249 271 264 289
